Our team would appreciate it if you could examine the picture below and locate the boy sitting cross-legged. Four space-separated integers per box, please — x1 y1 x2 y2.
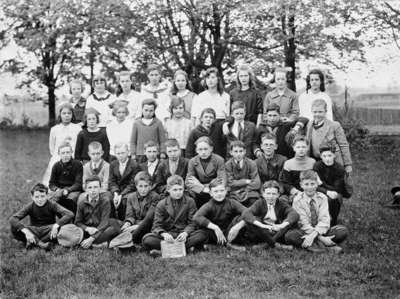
142 175 207 257
313 144 349 226
120 171 160 244
10 183 74 250
242 180 299 250
155 138 189 197
109 142 140 221
193 178 247 251
285 170 348 254
49 142 83 213
75 175 121 249
225 140 261 207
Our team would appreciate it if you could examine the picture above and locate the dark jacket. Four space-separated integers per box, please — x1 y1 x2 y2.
49 159 83 192
194 197 246 231
74 192 112 240
155 157 189 194
185 125 210 159
242 197 299 225
125 191 160 224
313 160 347 197
225 157 261 193
225 120 257 159
151 195 197 235
109 158 140 195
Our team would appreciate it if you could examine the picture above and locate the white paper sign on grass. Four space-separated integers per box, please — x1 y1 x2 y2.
161 240 186 258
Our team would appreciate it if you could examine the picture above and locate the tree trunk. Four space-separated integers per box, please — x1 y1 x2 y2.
284 13 296 91
89 36 95 93
48 81 56 127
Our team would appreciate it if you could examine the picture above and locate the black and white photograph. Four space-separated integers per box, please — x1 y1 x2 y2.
1 0 399 298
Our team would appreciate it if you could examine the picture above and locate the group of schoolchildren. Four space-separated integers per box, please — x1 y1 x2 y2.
10 64 354 256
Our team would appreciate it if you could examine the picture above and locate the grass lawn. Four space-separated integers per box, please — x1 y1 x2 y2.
1 130 400 298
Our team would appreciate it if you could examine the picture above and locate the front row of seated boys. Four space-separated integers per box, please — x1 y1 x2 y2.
10 170 348 255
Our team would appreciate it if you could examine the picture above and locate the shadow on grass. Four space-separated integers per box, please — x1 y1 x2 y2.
1 131 400 298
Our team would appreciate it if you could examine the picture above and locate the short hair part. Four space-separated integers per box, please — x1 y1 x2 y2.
261 132 277 143
209 177 226 190
261 180 281 193
200 108 216 119
230 140 246 150
265 103 280 114
141 98 158 109
58 142 73 153
114 142 129 152
88 141 103 151
292 135 309 147
85 175 102 186
165 138 180 148
311 99 327 111
134 171 152 186
146 64 161 75
144 140 159 150
31 183 48 195
195 136 213 147
300 170 319 182
167 175 184 189
231 100 246 113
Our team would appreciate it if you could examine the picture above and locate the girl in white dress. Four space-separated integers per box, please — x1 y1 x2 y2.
298 69 334 121
42 103 82 185
116 71 141 120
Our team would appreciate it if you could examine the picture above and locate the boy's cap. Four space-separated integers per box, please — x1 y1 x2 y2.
57 224 84 247
391 186 400 195
109 231 134 249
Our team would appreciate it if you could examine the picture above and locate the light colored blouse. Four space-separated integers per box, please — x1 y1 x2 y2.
164 117 193 149
106 118 134 155
191 90 230 122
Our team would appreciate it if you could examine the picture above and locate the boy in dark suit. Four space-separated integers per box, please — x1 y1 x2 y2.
242 180 299 250
121 171 160 244
313 144 349 226
142 175 207 257
255 133 287 185
223 101 257 159
225 140 260 207
49 142 83 213
10 183 74 250
185 137 226 208
185 108 216 159
193 178 247 250
155 139 189 197
139 141 162 189
109 142 140 220
254 103 307 158
75 176 121 248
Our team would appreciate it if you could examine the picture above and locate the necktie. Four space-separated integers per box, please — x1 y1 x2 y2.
310 199 318 227
170 161 177 175
238 123 243 140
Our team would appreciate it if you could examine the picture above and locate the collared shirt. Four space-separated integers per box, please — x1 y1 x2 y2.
147 159 159 176
232 121 244 139
142 118 153 126
264 87 299 121
234 159 244 169
263 203 277 224
119 159 129 176
292 191 330 235
169 159 178 175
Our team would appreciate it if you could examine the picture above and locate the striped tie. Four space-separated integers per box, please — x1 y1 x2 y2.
310 199 318 227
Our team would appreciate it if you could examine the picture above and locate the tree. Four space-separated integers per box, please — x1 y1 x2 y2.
2 0 81 126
